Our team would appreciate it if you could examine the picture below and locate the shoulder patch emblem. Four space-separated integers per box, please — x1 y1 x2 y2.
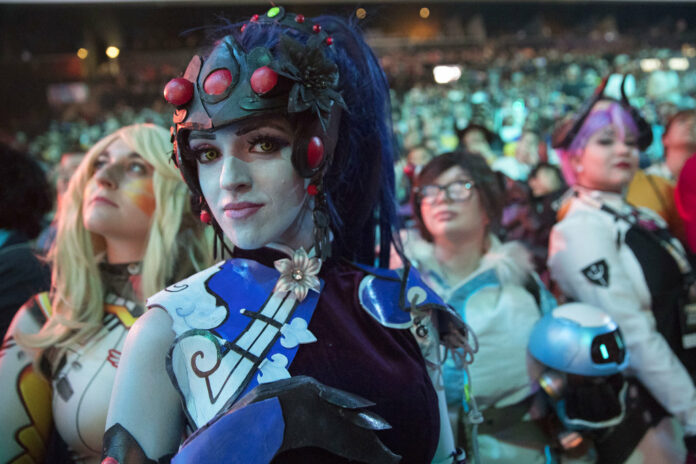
581 259 609 287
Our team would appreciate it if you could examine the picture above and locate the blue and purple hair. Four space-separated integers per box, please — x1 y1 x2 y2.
557 101 639 186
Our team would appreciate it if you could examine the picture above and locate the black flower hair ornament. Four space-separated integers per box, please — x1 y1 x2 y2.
271 34 347 132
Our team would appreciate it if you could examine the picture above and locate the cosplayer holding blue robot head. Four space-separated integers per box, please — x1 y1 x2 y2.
102 7 468 464
548 75 696 463
528 303 629 457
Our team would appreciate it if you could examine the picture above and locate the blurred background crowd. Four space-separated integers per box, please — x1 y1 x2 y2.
0 1 694 164
2 1 696 462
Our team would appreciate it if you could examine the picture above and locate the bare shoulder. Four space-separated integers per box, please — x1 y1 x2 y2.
126 307 175 348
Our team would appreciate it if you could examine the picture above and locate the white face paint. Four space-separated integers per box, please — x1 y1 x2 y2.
189 116 313 251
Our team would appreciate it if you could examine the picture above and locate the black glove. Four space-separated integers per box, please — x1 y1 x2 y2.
179 375 400 464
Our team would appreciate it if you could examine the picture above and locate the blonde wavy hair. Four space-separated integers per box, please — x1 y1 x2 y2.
19 124 212 371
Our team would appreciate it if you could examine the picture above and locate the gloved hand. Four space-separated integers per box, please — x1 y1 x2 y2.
175 375 400 464
685 434 696 464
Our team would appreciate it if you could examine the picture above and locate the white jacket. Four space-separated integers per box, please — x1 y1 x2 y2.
405 233 555 464
548 188 696 436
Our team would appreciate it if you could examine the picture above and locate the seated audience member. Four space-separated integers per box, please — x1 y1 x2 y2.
499 162 568 282
0 125 210 463
646 109 696 181
626 110 696 244
37 151 86 255
493 130 541 181
458 120 499 165
528 162 567 199
0 143 52 339
676 155 696 255
407 151 556 463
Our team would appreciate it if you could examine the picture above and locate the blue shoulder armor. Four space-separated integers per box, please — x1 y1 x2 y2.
354 262 454 329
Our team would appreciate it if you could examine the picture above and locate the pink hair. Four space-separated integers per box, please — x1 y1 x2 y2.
557 101 639 186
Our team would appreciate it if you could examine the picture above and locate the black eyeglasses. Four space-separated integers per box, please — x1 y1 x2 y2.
415 180 475 204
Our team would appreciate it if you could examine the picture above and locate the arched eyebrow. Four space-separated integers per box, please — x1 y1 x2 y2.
189 115 292 141
235 119 289 136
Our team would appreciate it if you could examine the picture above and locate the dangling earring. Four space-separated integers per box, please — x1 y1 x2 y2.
200 209 212 224
198 197 232 260
307 177 331 261
198 196 213 225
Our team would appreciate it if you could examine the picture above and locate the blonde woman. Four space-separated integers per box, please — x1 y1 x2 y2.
0 124 211 463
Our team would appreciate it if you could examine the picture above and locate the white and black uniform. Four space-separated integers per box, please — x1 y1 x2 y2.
0 262 144 464
548 187 696 461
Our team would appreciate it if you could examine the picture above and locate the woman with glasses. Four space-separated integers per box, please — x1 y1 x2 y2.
408 150 557 463
548 78 696 463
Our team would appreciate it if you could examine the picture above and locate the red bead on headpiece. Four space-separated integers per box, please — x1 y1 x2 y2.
250 14 259 22
295 14 305 23
163 78 194 106
203 69 233 95
313 24 322 33
403 163 416 179
200 210 212 224
325 37 334 45
307 136 324 169
250 66 279 95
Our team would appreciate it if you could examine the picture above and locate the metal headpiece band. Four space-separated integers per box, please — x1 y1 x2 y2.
551 75 653 151
164 6 345 193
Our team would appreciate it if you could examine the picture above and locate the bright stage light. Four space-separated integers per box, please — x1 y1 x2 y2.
433 65 462 84
668 57 689 71
106 46 120 59
639 58 661 72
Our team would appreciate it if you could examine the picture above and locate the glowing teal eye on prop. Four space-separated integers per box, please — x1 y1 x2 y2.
599 344 609 360
267 7 280 18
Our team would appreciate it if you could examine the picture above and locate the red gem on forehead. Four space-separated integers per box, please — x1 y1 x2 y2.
312 24 321 33
307 184 318 196
295 14 305 23
250 66 278 95
250 14 259 22
203 69 233 95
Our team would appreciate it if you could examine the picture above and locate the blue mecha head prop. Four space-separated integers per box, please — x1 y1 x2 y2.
164 6 399 266
528 303 629 432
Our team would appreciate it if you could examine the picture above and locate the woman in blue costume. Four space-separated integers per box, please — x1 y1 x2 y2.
102 7 467 464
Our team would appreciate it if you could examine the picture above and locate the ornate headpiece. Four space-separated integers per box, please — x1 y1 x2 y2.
551 75 652 151
163 7 345 259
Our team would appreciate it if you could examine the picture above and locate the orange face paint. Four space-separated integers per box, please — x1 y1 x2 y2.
122 178 155 217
